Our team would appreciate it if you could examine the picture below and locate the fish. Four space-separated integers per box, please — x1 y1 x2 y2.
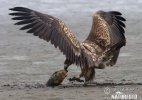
46 70 68 87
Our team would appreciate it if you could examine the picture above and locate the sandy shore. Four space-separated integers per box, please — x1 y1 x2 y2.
0 82 142 100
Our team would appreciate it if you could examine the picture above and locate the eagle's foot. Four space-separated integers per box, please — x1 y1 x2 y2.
68 77 84 82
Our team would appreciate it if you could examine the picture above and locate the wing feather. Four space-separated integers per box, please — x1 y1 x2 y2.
9 7 82 65
86 10 126 48
115 16 126 21
83 10 126 68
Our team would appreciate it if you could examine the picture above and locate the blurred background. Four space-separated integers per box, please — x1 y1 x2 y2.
0 0 142 85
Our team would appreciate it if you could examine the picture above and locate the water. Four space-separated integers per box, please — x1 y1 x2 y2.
0 0 142 85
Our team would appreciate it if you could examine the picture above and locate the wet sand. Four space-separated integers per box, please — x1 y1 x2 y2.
0 0 142 100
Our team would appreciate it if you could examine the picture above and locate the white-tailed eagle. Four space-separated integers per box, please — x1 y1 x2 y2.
9 7 126 85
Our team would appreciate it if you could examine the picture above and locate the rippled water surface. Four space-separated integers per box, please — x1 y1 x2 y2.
0 0 142 85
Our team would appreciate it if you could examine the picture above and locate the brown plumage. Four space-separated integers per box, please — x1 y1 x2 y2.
9 7 126 84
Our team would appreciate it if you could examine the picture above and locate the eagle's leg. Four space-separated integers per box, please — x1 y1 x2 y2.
83 67 95 85
64 59 84 82
64 59 72 71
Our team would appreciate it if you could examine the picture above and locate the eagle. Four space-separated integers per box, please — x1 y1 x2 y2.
9 7 126 85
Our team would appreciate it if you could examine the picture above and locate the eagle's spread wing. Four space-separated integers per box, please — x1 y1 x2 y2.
9 7 81 64
84 11 126 67
86 11 126 48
